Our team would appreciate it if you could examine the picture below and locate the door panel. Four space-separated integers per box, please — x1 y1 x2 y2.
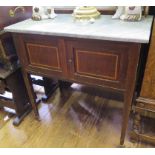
66 39 129 89
27 43 61 70
75 50 119 80
14 34 68 78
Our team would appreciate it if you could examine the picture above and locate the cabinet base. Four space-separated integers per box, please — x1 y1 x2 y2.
41 83 58 102
130 131 155 145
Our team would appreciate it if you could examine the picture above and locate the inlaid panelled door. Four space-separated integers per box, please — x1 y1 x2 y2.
13 34 68 78
66 39 129 90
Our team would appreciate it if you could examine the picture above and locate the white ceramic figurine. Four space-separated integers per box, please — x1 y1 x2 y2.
112 6 142 21
32 6 57 21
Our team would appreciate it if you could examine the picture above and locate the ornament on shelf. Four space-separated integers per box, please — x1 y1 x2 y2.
72 6 100 23
112 6 143 21
32 6 57 21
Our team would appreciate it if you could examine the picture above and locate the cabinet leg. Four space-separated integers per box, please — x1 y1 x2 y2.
59 81 72 95
119 46 140 146
129 112 141 143
120 91 136 146
42 77 58 102
13 106 32 126
22 71 39 119
133 112 141 134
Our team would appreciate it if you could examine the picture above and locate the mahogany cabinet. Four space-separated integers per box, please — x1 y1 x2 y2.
14 34 138 91
13 33 141 146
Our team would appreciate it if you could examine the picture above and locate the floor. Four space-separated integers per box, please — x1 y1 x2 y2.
0 83 154 148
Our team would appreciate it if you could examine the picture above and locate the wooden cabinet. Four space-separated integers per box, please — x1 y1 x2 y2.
130 20 155 145
13 33 141 146
13 34 140 91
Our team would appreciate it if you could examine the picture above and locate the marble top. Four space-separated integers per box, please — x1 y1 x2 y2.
4 14 153 43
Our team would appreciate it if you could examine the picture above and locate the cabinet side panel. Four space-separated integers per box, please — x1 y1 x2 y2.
140 20 155 98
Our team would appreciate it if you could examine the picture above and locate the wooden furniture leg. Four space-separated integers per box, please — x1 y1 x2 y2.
31 76 58 101
58 80 72 101
6 69 31 125
42 77 58 101
120 90 135 146
129 112 141 143
0 68 31 126
120 44 140 146
133 113 141 133
59 81 72 92
22 71 39 119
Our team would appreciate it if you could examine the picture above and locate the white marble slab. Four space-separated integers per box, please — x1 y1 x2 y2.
4 14 153 43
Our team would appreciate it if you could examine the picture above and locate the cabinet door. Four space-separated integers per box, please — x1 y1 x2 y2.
13 34 68 78
66 39 129 89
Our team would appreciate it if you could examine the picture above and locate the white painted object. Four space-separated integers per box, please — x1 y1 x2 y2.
113 6 142 21
112 6 124 19
32 6 57 21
